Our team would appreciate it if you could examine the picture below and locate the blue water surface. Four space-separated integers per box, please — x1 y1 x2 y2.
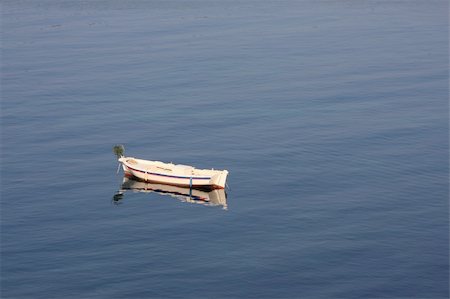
1 1 448 298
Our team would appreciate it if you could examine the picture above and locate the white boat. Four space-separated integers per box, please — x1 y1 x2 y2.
114 146 229 190
115 176 227 209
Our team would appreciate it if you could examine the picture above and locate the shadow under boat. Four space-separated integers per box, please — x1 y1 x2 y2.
113 175 228 209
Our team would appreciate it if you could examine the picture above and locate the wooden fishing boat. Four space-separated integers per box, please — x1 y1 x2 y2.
114 146 229 190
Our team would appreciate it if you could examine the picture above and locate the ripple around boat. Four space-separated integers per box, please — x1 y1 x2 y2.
114 176 228 209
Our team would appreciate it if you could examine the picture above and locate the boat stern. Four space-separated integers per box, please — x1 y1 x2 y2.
211 170 229 189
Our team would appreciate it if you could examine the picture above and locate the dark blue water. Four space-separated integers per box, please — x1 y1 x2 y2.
1 1 448 298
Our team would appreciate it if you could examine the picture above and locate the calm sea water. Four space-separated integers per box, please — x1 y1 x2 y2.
1 1 448 298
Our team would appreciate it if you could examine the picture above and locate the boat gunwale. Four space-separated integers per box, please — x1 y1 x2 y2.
125 164 212 180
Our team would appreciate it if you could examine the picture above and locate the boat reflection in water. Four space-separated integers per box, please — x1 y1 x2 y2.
113 176 228 210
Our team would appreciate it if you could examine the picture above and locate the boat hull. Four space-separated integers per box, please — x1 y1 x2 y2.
119 157 228 190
